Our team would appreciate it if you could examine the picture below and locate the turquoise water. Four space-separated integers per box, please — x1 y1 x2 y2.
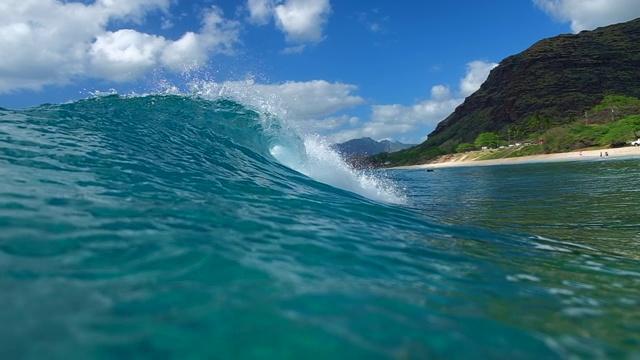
1 95 639 359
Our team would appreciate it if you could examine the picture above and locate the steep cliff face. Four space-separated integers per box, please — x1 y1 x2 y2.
421 17 640 151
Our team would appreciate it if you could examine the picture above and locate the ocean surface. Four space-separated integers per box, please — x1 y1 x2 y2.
1 95 639 359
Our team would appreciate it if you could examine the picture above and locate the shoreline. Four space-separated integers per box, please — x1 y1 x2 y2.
391 146 640 170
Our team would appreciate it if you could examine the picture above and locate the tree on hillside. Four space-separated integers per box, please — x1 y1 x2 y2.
474 132 499 148
505 125 525 143
542 127 573 152
603 115 640 143
527 114 552 134
601 126 633 146
456 143 475 153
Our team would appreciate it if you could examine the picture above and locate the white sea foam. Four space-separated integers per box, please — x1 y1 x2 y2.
506 273 541 282
190 79 406 204
270 135 406 204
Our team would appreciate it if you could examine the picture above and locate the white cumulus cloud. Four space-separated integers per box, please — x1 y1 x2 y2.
247 0 276 25
460 60 498 96
161 8 241 72
192 79 364 120
275 0 331 43
89 30 167 82
0 0 240 93
533 0 640 32
325 60 497 144
333 88 461 144
273 80 362 117
246 0 331 44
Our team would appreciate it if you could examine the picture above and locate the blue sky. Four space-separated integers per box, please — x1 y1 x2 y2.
1 0 640 143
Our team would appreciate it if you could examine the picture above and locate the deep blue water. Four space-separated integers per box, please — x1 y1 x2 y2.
1 95 639 359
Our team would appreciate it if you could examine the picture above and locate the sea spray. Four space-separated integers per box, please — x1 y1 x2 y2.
190 79 406 203
270 135 405 204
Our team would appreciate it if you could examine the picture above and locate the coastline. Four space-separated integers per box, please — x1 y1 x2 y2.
391 146 640 170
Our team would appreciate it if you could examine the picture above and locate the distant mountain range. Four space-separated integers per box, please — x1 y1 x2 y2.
332 137 416 156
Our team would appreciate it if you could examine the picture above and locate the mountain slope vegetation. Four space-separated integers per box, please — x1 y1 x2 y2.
375 17 640 166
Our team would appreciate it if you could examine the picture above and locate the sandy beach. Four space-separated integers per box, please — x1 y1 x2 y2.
393 146 640 170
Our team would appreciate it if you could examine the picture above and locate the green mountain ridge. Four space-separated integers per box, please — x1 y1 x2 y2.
384 17 640 165
332 137 415 156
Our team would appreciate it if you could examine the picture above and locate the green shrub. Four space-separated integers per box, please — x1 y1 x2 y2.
474 132 499 148
456 143 476 153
